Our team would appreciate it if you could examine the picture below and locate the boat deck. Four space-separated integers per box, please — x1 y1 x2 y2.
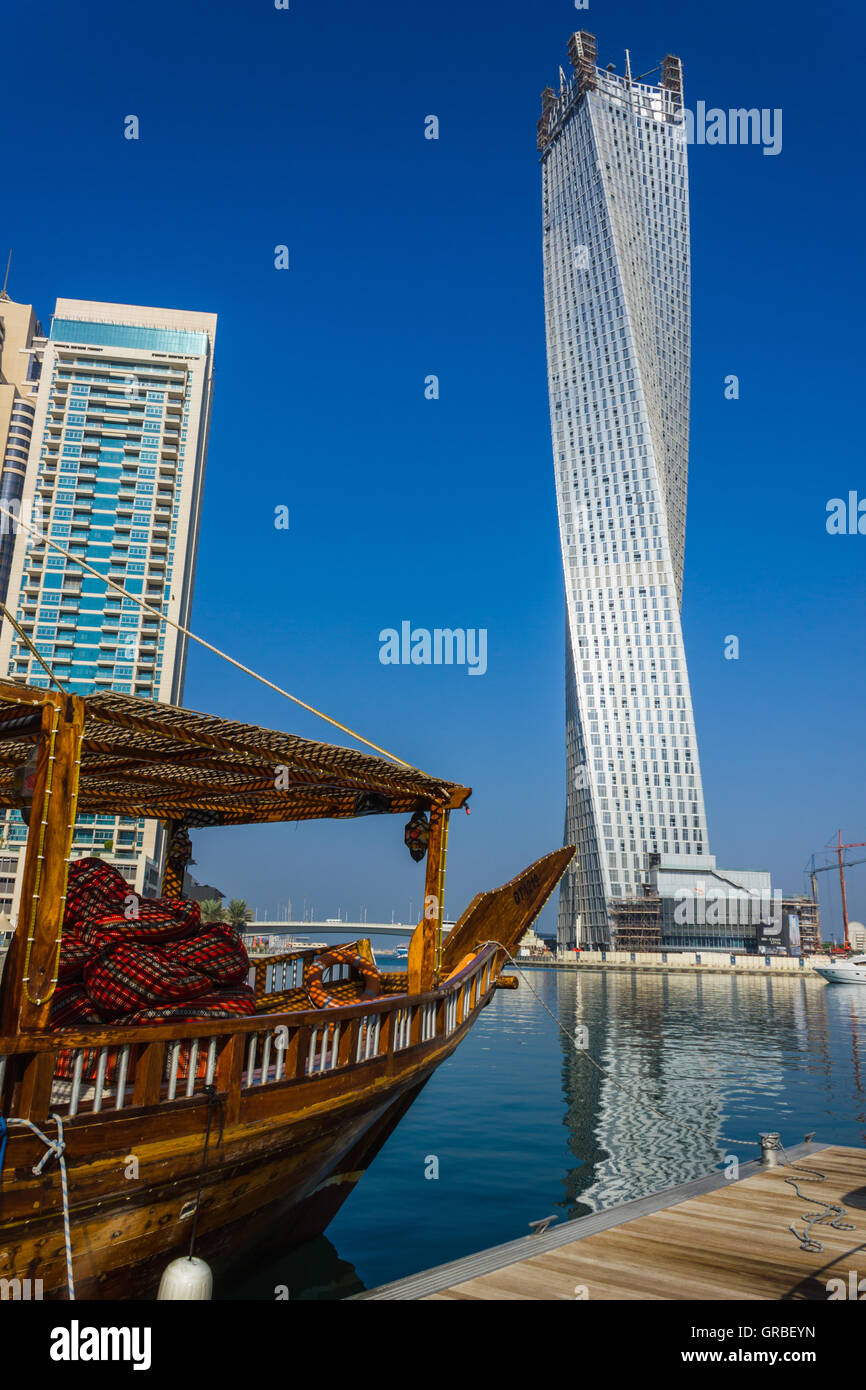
355 1142 866 1300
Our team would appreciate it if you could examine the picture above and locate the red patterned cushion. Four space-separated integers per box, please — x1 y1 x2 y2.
81 897 200 949
64 857 128 930
53 1043 129 1084
84 943 212 1015
56 937 96 984
53 1048 100 1081
51 984 258 1083
49 982 105 1028
117 985 257 1023
168 924 249 987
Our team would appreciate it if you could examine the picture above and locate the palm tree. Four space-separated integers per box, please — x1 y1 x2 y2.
199 898 225 924
227 898 253 929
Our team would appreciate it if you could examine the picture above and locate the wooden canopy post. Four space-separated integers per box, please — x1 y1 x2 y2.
161 820 191 898
2 692 84 1034
407 803 446 995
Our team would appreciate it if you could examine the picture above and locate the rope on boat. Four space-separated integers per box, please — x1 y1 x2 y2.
187 1086 224 1262
20 703 58 1006
0 603 66 694
480 942 851 1252
0 504 422 772
1 1113 75 1299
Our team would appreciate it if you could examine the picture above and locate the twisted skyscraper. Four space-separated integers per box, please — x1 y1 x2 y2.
540 34 710 947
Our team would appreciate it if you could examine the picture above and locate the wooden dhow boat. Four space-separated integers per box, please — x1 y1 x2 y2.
0 680 574 1299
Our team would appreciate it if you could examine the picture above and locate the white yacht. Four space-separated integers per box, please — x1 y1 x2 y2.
814 954 866 985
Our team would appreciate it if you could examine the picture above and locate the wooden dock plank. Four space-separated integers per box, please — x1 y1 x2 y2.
428 1147 866 1300
356 1144 866 1301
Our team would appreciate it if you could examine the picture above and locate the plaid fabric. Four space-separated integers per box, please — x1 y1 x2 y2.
168 923 249 987
56 936 97 984
64 857 129 931
117 985 257 1023
51 864 257 1087
53 1048 108 1082
51 980 109 1080
50 982 105 1028
84 943 212 1015
81 897 200 949
52 988 256 1084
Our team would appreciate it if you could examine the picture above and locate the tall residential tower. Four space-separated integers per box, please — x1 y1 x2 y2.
539 34 710 947
0 298 216 916
0 286 43 603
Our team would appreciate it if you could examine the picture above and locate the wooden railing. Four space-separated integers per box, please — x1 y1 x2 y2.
250 940 376 998
252 945 322 997
0 945 498 1127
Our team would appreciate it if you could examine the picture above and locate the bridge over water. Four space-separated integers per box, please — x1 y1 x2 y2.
244 921 454 939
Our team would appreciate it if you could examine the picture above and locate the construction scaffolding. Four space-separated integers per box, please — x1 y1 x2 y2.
781 896 822 956
608 890 663 952
537 85 557 153
660 53 684 110
568 31 598 96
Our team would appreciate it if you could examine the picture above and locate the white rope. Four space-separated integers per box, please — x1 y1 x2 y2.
4 1114 75 1299
0 504 419 770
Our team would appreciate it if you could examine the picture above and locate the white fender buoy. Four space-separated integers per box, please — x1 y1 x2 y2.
157 1256 213 1300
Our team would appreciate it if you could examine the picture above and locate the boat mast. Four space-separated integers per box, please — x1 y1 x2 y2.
838 830 850 951
407 802 448 994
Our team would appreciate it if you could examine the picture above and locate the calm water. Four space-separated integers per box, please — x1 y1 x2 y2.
224 966 866 1299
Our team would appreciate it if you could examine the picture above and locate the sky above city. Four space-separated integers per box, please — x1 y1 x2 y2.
3 0 864 936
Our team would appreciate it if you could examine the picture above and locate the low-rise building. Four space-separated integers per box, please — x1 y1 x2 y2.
609 853 819 955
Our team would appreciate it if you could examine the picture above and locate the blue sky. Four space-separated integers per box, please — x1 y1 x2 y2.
4 0 864 936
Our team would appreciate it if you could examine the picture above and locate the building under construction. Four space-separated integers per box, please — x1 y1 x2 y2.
608 856 822 956
780 896 822 956
609 889 662 952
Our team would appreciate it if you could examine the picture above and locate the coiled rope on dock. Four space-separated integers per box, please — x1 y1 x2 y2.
0 1113 75 1298
479 942 852 1251
778 1143 854 1254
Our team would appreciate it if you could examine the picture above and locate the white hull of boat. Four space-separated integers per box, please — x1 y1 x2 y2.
814 955 866 985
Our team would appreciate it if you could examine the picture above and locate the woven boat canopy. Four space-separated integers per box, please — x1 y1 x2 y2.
0 682 471 826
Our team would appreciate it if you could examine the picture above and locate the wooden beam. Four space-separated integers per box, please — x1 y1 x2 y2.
407 804 446 995
6 693 84 1033
0 681 52 710
15 1051 55 1123
132 1040 165 1107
